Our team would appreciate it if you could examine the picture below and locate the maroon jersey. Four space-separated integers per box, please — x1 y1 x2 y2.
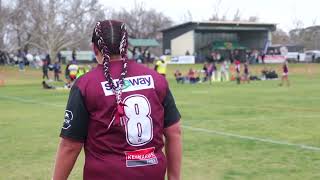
60 60 181 180
283 64 288 73
244 64 249 74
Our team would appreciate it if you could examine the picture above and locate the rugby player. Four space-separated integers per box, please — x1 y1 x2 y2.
243 61 250 83
279 60 290 86
235 59 241 84
53 20 182 180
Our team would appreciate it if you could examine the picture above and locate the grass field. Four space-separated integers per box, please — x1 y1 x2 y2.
1 63 320 180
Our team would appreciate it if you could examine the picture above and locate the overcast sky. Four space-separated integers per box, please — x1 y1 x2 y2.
100 0 319 32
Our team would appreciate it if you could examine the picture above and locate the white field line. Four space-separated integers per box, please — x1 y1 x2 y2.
1 95 320 151
183 125 320 151
0 95 65 108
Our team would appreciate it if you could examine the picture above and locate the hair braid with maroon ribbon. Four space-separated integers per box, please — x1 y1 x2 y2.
94 21 129 126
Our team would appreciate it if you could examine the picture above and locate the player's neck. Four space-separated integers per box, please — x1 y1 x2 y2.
97 55 122 64
110 55 122 61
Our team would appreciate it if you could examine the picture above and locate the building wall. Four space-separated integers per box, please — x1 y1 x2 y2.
162 23 197 54
171 31 195 56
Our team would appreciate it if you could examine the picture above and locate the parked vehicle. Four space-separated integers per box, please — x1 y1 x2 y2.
285 52 306 62
305 50 320 63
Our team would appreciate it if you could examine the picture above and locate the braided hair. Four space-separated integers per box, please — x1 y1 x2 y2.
92 20 129 107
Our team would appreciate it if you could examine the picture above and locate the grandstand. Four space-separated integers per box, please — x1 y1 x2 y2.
162 21 276 62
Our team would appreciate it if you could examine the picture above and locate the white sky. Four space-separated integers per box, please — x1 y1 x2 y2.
100 0 320 32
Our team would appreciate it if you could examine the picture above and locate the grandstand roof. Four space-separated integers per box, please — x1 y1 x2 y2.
161 21 277 32
128 38 160 47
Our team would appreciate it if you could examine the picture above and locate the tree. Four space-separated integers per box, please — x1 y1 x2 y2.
272 29 290 44
109 1 173 40
27 0 103 60
248 16 259 22
209 0 222 21
181 10 193 23
1 0 103 60
0 0 25 51
290 26 320 50
208 0 229 21
233 9 241 21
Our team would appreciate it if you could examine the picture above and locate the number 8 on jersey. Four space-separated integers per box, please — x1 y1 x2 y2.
123 94 153 146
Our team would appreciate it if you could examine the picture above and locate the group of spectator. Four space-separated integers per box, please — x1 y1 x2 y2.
174 60 231 85
132 47 152 64
1 48 94 89
193 49 268 65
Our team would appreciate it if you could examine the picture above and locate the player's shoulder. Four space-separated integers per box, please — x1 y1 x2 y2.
129 62 168 91
73 66 102 90
131 62 167 85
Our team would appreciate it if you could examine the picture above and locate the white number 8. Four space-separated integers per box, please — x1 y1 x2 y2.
123 94 153 146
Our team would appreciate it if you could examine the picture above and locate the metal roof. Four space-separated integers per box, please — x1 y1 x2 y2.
161 21 277 32
128 38 160 47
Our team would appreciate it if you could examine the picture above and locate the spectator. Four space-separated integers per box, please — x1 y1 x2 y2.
72 49 77 63
209 62 217 82
154 59 167 77
65 61 71 83
53 61 61 81
46 53 51 65
146 51 151 64
312 53 316 62
57 51 62 63
174 70 185 84
17 50 25 71
26 53 34 68
187 68 199 84
0 51 5 65
42 81 55 89
34 54 42 69
202 62 209 82
42 59 49 80
76 66 87 79
68 63 79 82
220 60 229 82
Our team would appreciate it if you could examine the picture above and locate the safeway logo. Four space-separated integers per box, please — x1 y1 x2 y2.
101 75 155 96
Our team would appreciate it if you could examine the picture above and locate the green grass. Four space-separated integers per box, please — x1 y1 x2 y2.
0 63 320 180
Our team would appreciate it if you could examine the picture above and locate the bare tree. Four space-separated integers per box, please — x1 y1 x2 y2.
181 10 193 23
27 0 102 60
110 1 173 39
0 0 8 50
248 16 259 22
272 29 290 44
1 0 103 60
312 18 317 26
233 9 241 21
292 17 304 30
209 0 222 21
0 0 28 51
289 25 320 50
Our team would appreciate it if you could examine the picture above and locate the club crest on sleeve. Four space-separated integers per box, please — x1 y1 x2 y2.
62 110 73 130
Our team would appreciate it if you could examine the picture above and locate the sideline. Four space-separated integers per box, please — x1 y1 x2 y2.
1 95 320 151
183 125 320 151
0 95 65 108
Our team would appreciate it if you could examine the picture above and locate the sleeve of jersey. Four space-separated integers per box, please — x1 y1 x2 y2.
60 85 89 142
163 88 181 128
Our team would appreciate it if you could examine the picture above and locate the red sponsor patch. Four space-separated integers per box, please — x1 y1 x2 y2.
125 147 158 167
